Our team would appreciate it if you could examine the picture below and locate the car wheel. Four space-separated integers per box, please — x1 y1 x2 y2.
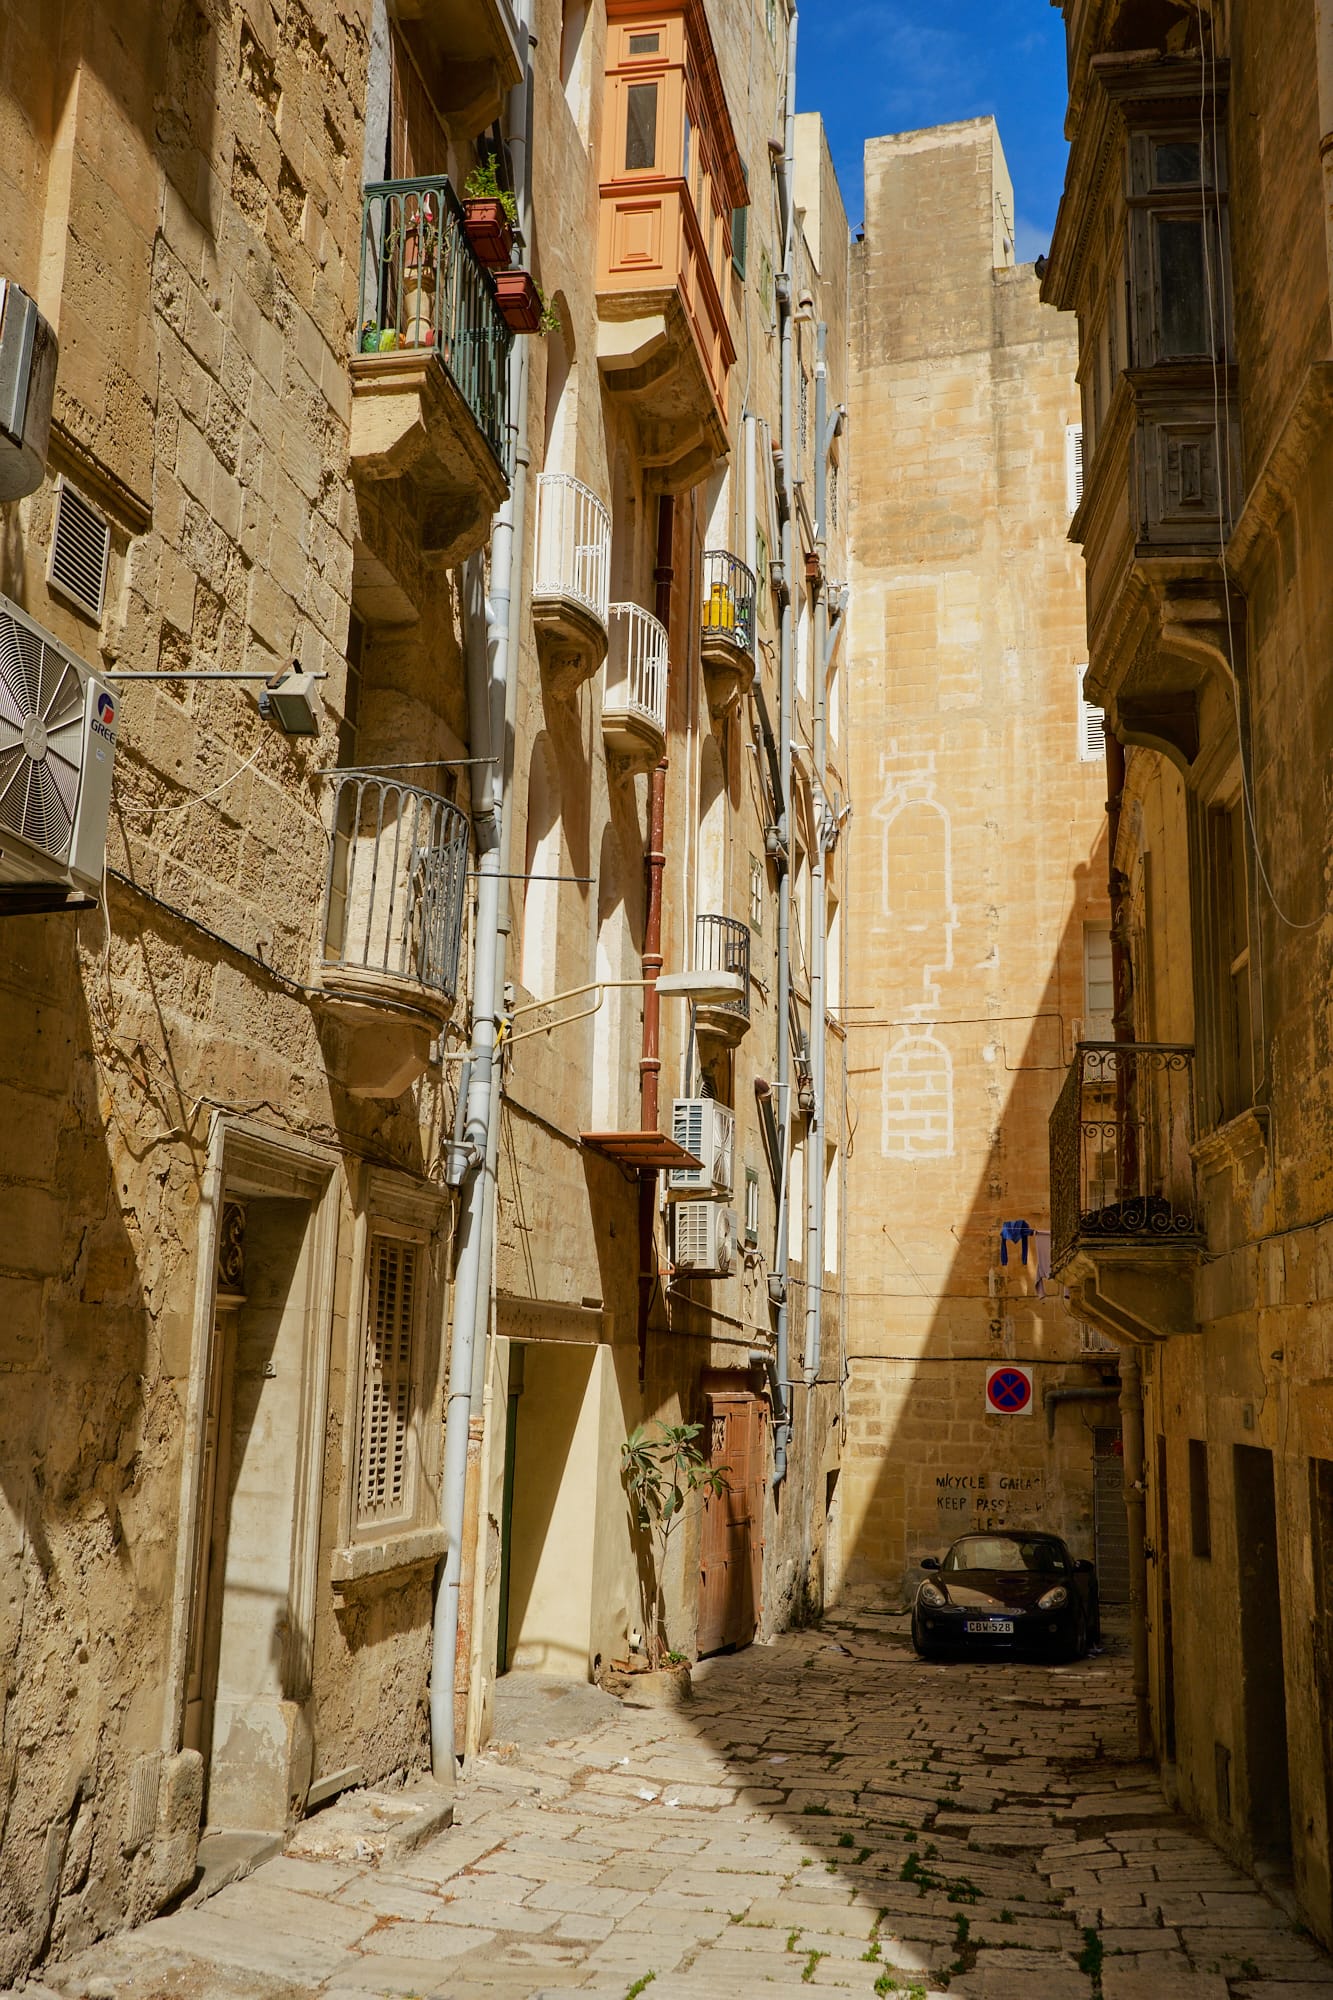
1070 1609 1089 1662
911 1618 935 1661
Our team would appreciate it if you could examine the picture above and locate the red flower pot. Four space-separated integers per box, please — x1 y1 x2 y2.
494 268 542 333
463 198 514 269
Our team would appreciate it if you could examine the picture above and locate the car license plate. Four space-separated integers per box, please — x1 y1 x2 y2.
965 1618 1014 1634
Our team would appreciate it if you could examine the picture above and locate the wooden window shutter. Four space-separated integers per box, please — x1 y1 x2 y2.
1066 423 1084 514
358 1234 419 1524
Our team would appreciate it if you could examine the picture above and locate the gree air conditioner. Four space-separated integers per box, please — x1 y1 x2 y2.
669 1097 735 1196
673 1199 738 1278
0 281 57 502
0 593 118 903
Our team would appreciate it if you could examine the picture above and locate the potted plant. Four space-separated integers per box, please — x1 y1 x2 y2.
462 156 518 268
493 267 543 333
608 1420 729 1706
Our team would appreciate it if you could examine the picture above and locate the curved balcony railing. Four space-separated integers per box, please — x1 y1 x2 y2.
534 473 611 625
604 602 668 738
1050 1042 1201 1271
695 913 750 1023
322 772 470 1005
700 549 756 654
357 175 512 469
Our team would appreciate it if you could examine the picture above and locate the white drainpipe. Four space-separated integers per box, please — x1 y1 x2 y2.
431 9 534 1777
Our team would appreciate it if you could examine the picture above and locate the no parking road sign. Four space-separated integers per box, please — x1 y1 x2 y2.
985 1364 1034 1416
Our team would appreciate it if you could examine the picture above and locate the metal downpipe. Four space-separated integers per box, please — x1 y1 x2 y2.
770 4 798 1490
431 18 534 1777
803 322 829 1384
1120 1348 1153 1757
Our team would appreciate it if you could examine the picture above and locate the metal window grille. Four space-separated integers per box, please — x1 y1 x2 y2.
357 1234 419 1524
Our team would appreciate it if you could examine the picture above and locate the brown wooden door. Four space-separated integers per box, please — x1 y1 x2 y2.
698 1392 764 1656
183 1309 237 1784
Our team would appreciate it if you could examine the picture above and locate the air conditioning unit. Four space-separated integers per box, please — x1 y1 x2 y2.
0 281 57 502
674 1199 738 1277
669 1097 735 1195
0 592 118 903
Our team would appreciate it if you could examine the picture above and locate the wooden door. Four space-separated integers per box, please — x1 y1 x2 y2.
1093 1425 1130 1604
698 1392 764 1656
183 1309 237 1781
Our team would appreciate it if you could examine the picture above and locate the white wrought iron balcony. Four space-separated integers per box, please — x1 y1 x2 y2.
318 771 470 1097
602 602 668 771
532 473 611 694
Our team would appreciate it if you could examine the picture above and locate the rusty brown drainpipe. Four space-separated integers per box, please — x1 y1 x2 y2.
1105 725 1152 1757
637 494 674 1388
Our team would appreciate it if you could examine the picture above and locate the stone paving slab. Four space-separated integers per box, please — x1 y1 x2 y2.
16 1609 1333 2000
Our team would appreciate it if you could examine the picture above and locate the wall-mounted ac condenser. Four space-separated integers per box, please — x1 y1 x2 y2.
0 281 57 502
0 592 117 904
669 1097 735 1196
673 1199 738 1277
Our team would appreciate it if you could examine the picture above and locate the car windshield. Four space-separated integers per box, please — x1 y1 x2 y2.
942 1535 1066 1575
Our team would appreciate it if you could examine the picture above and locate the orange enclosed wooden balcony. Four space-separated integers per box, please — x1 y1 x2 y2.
596 1 746 489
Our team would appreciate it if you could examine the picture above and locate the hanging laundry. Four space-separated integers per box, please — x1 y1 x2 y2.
1034 1229 1052 1297
999 1219 1033 1266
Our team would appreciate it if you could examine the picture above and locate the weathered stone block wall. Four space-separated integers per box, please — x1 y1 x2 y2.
843 118 1111 1597
0 1 489 1977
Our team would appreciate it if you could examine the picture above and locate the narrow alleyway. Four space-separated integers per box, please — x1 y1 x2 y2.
22 1608 1332 2000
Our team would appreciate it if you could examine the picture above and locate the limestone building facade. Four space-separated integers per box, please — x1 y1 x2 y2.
0 0 850 1978
1043 0 1333 1944
842 120 1117 1603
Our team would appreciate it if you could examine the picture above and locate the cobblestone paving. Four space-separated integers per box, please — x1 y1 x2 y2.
22 1606 1333 2000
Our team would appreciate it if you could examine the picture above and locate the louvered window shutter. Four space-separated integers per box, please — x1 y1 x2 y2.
1066 424 1085 515
357 1235 418 1524
1078 677 1107 763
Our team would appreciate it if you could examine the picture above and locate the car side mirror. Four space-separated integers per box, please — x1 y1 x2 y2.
919 1556 940 1571
1074 1558 1095 1573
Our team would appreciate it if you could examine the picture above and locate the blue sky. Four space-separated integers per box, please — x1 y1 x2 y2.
795 0 1070 260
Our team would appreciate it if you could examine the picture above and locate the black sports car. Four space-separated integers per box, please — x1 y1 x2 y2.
910 1530 1099 1662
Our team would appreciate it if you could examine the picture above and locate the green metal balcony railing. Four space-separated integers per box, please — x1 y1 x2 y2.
356 175 512 471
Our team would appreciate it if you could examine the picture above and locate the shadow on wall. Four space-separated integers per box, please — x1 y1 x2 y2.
0 904 158 1979
840 839 1122 1608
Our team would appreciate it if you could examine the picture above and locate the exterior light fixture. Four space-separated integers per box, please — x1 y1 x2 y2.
260 666 323 736
506 968 746 1049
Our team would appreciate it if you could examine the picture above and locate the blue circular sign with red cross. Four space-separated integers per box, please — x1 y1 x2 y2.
985 1365 1034 1415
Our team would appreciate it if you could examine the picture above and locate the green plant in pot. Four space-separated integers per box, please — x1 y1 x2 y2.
463 155 518 267
621 1419 729 1677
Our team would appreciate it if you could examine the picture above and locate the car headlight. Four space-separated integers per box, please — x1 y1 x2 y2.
919 1580 947 1607
1037 1585 1069 1610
